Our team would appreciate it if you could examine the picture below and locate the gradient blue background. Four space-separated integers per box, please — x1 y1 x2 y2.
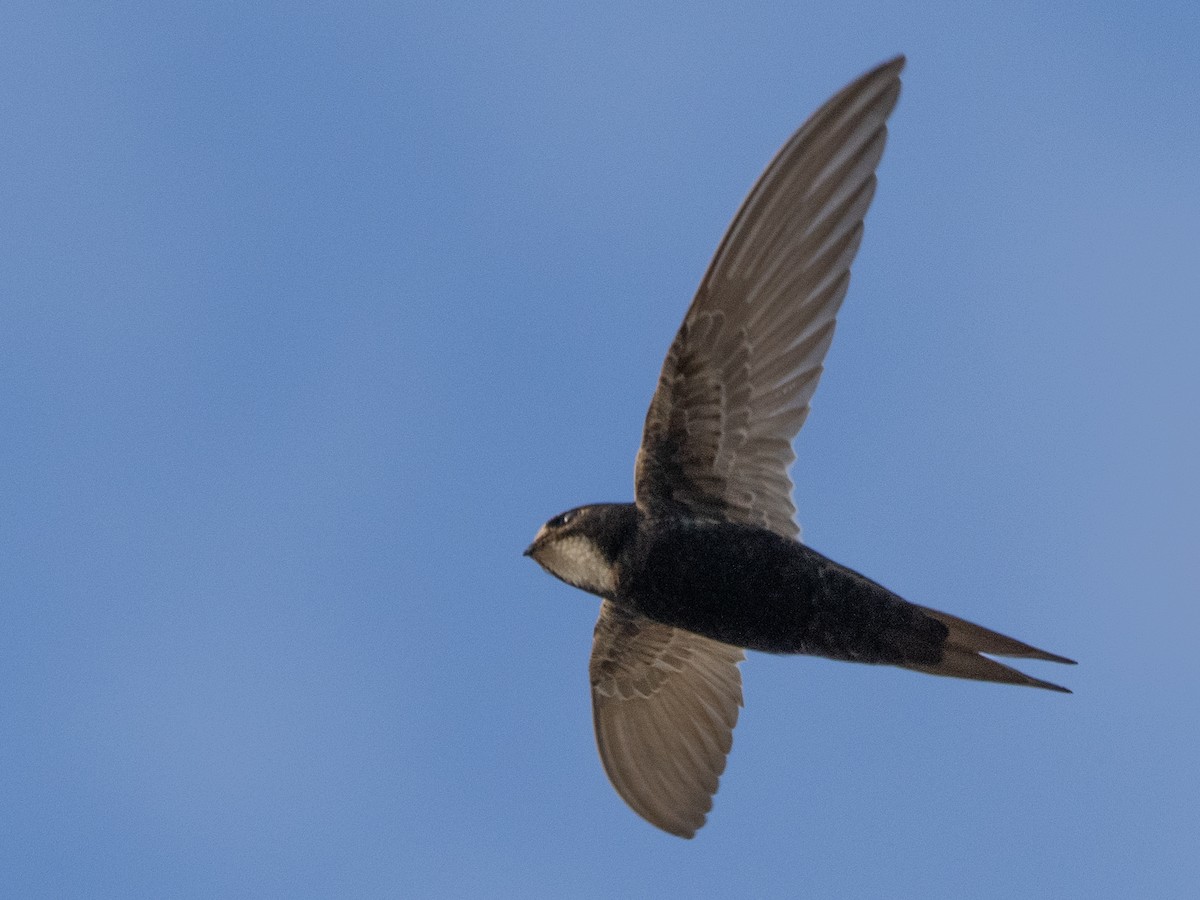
3 2 1197 897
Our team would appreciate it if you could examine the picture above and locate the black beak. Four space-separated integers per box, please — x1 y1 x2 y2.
522 543 535 557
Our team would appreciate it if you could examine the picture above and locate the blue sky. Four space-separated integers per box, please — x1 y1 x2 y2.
2 1 1198 897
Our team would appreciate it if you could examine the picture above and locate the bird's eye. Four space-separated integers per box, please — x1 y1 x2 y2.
548 509 578 529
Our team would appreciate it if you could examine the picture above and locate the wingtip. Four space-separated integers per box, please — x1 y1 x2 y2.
871 54 906 77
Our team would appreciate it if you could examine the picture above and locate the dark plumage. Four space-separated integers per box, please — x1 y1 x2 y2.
525 56 1074 839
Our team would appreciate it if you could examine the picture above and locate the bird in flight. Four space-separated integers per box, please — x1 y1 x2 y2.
525 56 1073 839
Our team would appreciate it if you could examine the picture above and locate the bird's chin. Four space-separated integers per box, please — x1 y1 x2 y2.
524 536 552 563
523 543 555 578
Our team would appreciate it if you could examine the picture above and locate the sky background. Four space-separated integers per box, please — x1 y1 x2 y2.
3 1 1198 897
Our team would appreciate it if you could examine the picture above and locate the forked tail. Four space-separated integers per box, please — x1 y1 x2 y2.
911 606 1076 693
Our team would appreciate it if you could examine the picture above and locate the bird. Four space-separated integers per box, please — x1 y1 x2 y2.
524 55 1074 839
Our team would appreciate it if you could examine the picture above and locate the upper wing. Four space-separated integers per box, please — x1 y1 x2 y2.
635 56 905 539
590 601 744 838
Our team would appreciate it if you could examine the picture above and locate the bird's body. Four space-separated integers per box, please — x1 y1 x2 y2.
525 55 1073 838
621 510 951 662
533 502 1070 687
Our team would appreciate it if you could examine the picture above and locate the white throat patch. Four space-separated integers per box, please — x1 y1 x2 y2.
534 534 617 596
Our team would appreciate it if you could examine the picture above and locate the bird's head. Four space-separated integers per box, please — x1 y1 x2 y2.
524 503 638 597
